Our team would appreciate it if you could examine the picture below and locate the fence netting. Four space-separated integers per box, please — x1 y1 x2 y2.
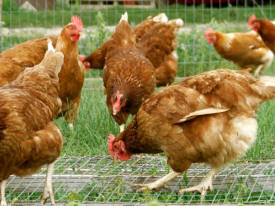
6 156 275 205
1 1 275 205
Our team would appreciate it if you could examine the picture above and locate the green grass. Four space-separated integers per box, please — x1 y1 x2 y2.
2 4 275 28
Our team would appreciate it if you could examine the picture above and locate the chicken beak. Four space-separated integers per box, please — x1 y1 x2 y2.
113 110 118 115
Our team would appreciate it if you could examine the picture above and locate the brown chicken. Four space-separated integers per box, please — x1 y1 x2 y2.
83 13 168 70
133 13 169 42
134 13 184 86
0 16 84 128
0 41 64 206
83 13 183 87
108 69 275 200
205 28 273 77
87 13 155 132
248 15 275 54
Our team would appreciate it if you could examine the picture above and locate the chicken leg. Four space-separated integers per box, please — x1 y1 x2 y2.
132 171 180 192
179 168 218 201
64 95 81 129
119 124 125 132
0 179 7 206
41 162 55 204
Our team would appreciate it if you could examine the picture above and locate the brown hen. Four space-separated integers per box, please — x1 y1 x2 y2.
248 15 275 55
84 13 183 87
87 13 155 131
108 69 275 200
0 16 84 128
205 28 273 77
0 41 64 206
134 13 184 86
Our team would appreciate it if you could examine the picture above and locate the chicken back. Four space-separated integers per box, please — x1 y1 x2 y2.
109 69 275 200
0 41 64 205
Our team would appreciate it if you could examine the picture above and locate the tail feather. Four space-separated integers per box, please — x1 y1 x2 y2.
47 39 55 53
119 12 128 23
168 18 184 27
257 76 275 100
153 13 168 23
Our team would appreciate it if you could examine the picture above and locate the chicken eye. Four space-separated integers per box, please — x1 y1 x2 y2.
113 144 119 150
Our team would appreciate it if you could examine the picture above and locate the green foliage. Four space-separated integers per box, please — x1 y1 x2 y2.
2 0 19 12
81 11 111 56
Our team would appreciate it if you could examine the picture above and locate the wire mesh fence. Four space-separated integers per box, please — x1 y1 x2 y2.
1 1 275 205
5 156 275 205
1 0 275 77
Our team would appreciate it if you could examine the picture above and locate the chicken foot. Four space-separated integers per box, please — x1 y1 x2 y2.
0 179 7 206
132 171 180 192
41 162 55 204
179 168 217 201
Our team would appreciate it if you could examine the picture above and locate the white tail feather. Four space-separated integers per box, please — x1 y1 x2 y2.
47 39 55 52
120 12 128 23
260 76 275 87
177 108 229 123
169 18 184 27
153 13 168 23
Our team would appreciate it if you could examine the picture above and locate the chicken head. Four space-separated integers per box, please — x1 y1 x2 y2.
111 90 126 115
204 28 216 44
65 16 83 42
108 134 131 161
248 15 260 32
79 55 91 70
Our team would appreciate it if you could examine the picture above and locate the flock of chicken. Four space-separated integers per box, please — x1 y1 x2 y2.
0 11 275 205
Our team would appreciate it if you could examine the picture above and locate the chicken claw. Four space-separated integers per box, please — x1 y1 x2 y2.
131 171 180 192
179 168 217 201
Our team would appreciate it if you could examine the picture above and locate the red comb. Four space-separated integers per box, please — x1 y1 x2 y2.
78 55 85 62
71 15 83 32
204 28 214 38
248 15 256 26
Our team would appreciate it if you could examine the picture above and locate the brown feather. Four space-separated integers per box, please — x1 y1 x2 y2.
115 69 275 172
252 18 275 54
0 23 84 125
0 50 63 181
211 31 273 75
100 20 156 125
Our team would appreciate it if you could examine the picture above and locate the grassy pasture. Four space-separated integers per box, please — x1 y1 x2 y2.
1 4 275 204
0 14 274 160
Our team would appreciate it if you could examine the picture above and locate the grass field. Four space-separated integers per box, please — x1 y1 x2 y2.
1 3 274 205
1 8 274 161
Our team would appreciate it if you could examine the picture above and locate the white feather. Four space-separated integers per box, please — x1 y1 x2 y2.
177 108 229 123
153 13 168 23
119 12 128 23
47 39 55 52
